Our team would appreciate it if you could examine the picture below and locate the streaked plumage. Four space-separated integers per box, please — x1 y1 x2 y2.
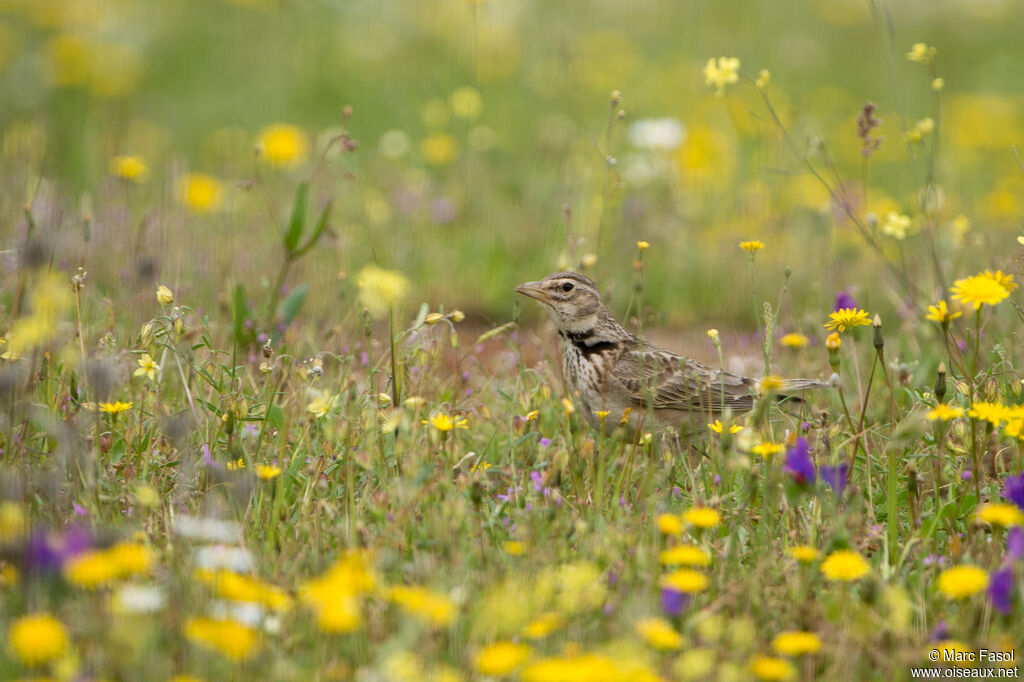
516 271 826 434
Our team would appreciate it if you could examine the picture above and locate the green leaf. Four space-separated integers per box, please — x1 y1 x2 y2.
277 283 308 329
232 283 247 348
267 404 285 431
284 182 308 253
294 201 332 257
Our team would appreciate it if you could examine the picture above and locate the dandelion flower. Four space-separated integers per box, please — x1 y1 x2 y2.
421 132 458 165
522 612 563 640
684 506 721 528
927 404 963 421
824 308 871 333
951 274 1009 309
450 86 483 120
906 42 936 64
475 642 529 675
975 503 1024 528
787 546 820 563
254 464 282 480
98 401 133 414
982 269 1017 292
780 333 809 348
110 155 148 183
502 541 525 556
184 617 259 661
134 353 159 381
749 655 795 681
820 549 870 582
739 240 764 252
771 631 822 656
657 513 682 536
257 123 309 168
636 617 683 650
755 69 771 88
967 401 1007 426
177 173 223 214
703 56 740 96
426 413 468 432
659 544 711 567
936 565 988 599
708 419 741 434
659 569 709 594
925 300 961 324
636 240 650 250
307 391 338 418
7 613 68 667
356 264 410 319
388 585 457 627
752 442 784 459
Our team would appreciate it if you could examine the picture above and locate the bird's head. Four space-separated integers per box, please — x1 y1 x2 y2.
515 271 603 333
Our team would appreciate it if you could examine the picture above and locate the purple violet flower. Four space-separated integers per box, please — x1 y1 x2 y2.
1007 527 1024 562
821 463 849 496
661 588 690 617
833 291 857 312
988 566 1013 615
1004 473 1024 511
783 437 815 485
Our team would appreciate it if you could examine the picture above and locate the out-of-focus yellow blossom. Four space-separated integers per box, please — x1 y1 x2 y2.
975 503 1024 527
226 458 245 471
967 401 1007 426
388 585 457 627
925 300 961 324
523 651 658 682
881 212 911 239
927 404 963 421
703 56 740 96
636 240 650 251
749 655 795 681
905 119 934 143
752 443 784 459
156 285 174 305
707 329 720 343
300 551 376 633
450 86 483 120
787 546 820 563
98 401 133 414
135 485 160 508
659 544 711 567
0 501 27 542
683 507 720 528
356 264 410 319
254 464 282 480
425 413 468 432
422 133 458 164
134 354 159 381
659 569 709 594
475 642 529 675
307 391 339 418
194 568 291 611
110 155 148 183
825 332 842 351
708 420 741 434
63 542 152 588
982 269 1017 292
820 549 870 581
177 173 223 214
257 123 309 167
951 274 1010 309
780 333 808 348
771 631 822 656
755 69 771 88
562 398 576 415
936 565 988 600
906 42 936 64
3 271 73 354
636 617 683 650
824 308 871 333
931 77 945 91
502 540 525 556
657 513 682 536
7 613 69 667
739 240 764 252
184 617 259 661
522 612 563 640
759 376 784 393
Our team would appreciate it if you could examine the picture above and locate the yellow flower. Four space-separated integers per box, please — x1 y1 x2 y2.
659 544 712 567
975 503 1024 528
184 617 259 661
951 274 1010 309
659 569 709 594
925 300 962 324
307 391 339 418
967 401 1007 426
749 655 795 681
475 642 529 675
450 86 483 120
881 212 911 240
931 77 945 91
502 540 525 556
636 240 650 251
177 173 223 214
388 585 457 627
257 123 309 167
593 409 610 422
7 613 68 667
521 612 563 640
356 264 410 319
194 568 291 611
63 542 151 588
226 458 246 471
254 464 282 480
927 404 964 421
636 617 683 650
906 42 936 64
426 413 468 432
0 502 26 542
708 419 741 434
300 551 376 633
98 401 133 414
825 332 841 351
771 631 822 656
739 240 765 252
820 549 870 581
824 308 871 333
657 513 682 536
752 442 784 459
936 565 988 600
703 56 740 96
755 69 771 88
421 132 458 165
562 398 576 415
134 353 160 381
780 333 808 349
707 328 720 343
983 269 1018 292
524 410 539 421
787 546 820 563
683 506 721 528
110 155 148 183
759 375 784 393
156 284 174 305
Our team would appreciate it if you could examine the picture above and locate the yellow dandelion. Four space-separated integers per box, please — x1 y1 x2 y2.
636 240 650 251
356 264 410 319
524 410 539 421
683 506 721 528
820 549 870 582
787 546 820 563
982 269 1018 292
657 513 682 536
109 155 148 183
771 631 822 656
421 132 458 165
636 617 683 650
388 585 457 627
659 544 712 567
659 568 709 594
925 300 962 324
521 612 563 640
936 565 988 600
703 56 740 96
177 173 223 214
967 401 1007 426
307 391 339 418
759 375 784 393
780 333 809 349
708 419 742 434
749 655 795 681
98 401 133 414
824 308 871 333
752 442 784 459
426 413 468 432
254 464 282 480
184 617 259 661
257 123 309 168
7 613 68 667
951 274 1009 309
927 404 964 421
475 642 529 676
562 398 575 415
739 240 765 252
502 540 525 556
825 332 841 351
975 503 1024 528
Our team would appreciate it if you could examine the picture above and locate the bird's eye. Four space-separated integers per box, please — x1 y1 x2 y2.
561 282 574 292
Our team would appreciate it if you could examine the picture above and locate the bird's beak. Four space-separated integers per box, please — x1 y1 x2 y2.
515 281 549 303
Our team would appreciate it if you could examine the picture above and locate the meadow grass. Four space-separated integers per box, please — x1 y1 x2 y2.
2 1 1024 680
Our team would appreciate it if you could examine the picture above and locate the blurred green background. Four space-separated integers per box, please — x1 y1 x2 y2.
1 0 1023 341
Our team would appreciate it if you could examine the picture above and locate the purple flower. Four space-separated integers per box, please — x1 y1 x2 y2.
783 437 815 485
497 487 514 502
530 470 544 492
661 588 690 617
72 503 88 517
988 566 1013 615
1005 473 1024 511
1007 527 1024 562
929 620 949 642
833 291 857 312
962 470 972 481
821 464 849 496
539 437 552 448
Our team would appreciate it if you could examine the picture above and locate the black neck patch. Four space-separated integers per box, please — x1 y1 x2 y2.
570 335 618 358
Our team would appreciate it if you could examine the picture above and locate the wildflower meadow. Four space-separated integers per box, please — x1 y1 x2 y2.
1 1 1023 680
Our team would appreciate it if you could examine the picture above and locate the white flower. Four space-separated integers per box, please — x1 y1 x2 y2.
112 584 166 614
192 545 255 572
172 515 242 544
627 118 685 151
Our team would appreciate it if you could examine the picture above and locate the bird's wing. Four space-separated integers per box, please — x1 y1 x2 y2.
611 346 758 413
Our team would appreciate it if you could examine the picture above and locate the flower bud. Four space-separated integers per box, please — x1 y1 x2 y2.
934 362 947 403
425 312 445 325
872 314 884 350
156 285 174 306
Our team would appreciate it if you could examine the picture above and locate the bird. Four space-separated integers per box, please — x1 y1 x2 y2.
515 271 826 435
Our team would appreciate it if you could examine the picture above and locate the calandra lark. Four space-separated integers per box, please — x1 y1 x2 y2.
516 271 826 435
